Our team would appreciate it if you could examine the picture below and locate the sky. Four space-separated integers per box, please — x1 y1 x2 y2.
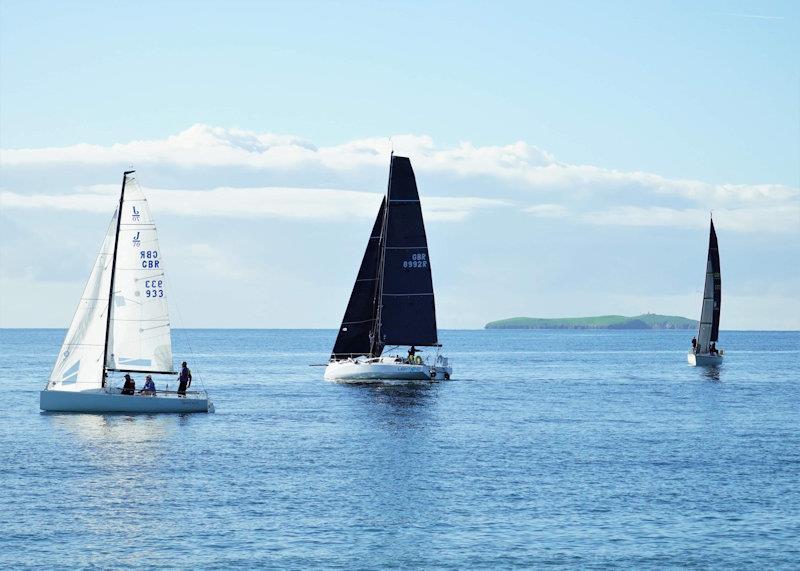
1 0 798 330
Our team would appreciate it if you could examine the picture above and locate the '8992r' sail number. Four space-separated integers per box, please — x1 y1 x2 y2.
403 253 428 269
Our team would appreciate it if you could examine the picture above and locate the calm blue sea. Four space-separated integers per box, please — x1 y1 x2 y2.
0 329 798 569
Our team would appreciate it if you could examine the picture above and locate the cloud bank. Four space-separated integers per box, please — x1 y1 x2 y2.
2 124 796 233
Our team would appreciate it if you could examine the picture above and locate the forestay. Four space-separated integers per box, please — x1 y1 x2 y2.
696 219 721 352
106 174 174 373
48 213 118 391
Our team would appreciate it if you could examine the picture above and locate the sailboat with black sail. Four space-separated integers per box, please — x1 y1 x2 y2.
40 171 213 412
325 155 452 382
688 217 724 366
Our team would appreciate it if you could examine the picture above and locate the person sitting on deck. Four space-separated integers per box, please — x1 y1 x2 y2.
121 374 135 395
709 342 718 355
140 375 156 396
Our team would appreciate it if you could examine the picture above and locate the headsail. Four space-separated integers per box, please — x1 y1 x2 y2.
374 156 438 350
48 212 118 391
331 197 386 359
106 173 174 373
696 219 721 351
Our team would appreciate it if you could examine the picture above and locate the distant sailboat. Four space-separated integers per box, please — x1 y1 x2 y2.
688 217 724 366
40 171 213 412
325 155 452 382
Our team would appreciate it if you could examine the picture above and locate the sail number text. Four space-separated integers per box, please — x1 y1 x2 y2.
144 279 164 298
140 250 160 269
403 252 428 269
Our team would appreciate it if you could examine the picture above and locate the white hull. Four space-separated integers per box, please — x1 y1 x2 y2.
324 357 453 383
687 352 724 367
40 388 213 413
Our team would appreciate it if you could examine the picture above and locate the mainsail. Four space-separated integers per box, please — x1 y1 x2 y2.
106 173 173 373
696 219 721 351
330 155 439 360
375 156 438 349
48 171 174 391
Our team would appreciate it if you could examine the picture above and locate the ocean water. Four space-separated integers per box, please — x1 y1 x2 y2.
0 328 798 569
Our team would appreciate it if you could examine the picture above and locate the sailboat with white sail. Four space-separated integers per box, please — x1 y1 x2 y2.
688 217 724 367
40 171 213 412
325 155 452 383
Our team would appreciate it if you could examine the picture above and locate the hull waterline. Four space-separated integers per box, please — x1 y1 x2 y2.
687 353 724 367
40 389 213 413
324 360 452 383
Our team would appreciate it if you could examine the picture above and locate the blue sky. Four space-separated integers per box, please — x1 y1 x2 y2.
1 0 798 329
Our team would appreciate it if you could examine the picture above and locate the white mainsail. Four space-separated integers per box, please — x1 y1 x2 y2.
106 174 174 373
48 212 118 391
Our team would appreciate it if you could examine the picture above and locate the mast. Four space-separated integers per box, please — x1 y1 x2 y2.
101 170 132 387
370 152 393 357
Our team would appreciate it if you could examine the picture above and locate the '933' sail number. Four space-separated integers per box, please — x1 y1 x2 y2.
403 252 428 269
144 279 164 298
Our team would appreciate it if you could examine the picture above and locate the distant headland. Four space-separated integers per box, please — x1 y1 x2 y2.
485 314 698 330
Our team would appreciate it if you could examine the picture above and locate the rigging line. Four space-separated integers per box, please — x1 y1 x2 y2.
166 272 207 392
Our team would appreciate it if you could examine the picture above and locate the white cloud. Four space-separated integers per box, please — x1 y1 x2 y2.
525 204 570 218
0 186 506 222
579 205 800 233
4 124 793 210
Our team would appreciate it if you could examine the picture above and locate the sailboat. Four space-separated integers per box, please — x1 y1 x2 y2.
40 171 213 412
324 155 452 383
687 217 724 367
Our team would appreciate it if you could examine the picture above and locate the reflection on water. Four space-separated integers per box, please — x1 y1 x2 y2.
701 366 722 382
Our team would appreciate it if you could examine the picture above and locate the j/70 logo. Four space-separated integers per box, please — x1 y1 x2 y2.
132 232 141 247
131 206 140 222
403 252 428 269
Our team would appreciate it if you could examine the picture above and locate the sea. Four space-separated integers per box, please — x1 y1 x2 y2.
0 328 798 569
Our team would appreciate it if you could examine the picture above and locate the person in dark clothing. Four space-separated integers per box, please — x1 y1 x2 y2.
407 346 417 363
691 337 697 353
121 374 135 395
710 342 718 355
177 361 192 396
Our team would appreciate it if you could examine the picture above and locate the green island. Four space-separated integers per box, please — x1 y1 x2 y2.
485 314 698 330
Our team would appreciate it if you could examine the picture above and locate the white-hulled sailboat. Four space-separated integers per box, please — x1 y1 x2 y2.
40 171 213 413
325 155 452 383
688 217 724 367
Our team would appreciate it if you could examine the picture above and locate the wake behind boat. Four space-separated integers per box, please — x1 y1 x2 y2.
688 217 724 367
40 171 213 413
325 155 452 383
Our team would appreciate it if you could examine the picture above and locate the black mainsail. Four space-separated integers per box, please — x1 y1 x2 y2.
696 218 721 351
331 155 439 359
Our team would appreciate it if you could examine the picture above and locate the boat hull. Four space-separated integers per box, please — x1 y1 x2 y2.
324 360 453 383
687 352 724 367
40 389 212 413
